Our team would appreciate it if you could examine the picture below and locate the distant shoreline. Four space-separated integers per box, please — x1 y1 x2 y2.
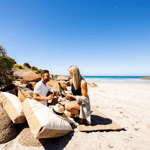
82 76 150 84
83 76 149 78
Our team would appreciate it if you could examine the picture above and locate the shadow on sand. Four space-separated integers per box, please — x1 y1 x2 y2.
90 114 112 126
41 131 74 150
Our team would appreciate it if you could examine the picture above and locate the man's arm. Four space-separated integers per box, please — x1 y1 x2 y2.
33 93 54 102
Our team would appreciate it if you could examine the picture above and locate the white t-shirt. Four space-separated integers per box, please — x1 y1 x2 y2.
34 80 49 106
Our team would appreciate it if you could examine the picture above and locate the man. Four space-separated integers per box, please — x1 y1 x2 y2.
33 70 54 106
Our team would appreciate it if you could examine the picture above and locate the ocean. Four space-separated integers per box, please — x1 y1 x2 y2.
82 76 150 84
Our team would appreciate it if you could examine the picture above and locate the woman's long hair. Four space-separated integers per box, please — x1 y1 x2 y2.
68 65 83 90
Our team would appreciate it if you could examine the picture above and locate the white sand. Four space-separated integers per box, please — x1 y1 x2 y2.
1 83 150 150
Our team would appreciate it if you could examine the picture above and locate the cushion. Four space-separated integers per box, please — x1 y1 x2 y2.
22 98 73 139
0 92 26 123
18 87 32 102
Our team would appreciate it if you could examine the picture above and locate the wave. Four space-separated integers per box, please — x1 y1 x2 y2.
84 78 150 84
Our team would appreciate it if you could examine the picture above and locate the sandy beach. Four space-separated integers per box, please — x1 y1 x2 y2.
0 83 150 150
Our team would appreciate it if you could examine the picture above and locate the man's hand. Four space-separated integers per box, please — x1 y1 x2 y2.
54 91 60 96
47 94 54 100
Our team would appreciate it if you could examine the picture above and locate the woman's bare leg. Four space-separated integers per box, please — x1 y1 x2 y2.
65 110 74 118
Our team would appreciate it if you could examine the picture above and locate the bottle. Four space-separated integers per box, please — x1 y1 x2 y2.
58 82 65 97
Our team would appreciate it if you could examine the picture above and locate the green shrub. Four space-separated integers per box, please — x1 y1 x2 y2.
13 64 23 69
0 47 16 88
37 69 43 73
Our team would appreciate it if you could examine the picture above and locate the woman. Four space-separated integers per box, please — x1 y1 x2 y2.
64 65 91 124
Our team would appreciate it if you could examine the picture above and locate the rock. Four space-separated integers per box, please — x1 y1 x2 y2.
47 80 58 87
13 68 41 82
89 83 98 88
47 80 58 91
0 83 15 91
140 77 150 80
56 76 70 81
31 66 37 70
26 82 36 90
23 63 31 68
53 82 67 91
13 81 22 86
57 81 70 86
0 106 18 144
50 74 59 80
47 80 68 92
49 74 53 79
20 79 29 84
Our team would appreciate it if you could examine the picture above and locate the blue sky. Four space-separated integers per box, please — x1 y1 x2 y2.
0 0 150 76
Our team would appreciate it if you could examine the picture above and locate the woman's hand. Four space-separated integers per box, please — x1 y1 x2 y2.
64 94 77 100
64 94 72 99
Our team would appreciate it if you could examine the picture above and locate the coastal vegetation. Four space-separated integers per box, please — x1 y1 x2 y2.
13 64 43 73
0 46 16 88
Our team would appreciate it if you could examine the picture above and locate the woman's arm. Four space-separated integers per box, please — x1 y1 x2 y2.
81 80 88 97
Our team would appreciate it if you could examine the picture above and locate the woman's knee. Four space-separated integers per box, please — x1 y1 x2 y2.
65 102 80 111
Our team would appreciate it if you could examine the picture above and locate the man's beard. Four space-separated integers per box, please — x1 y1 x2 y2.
44 79 49 82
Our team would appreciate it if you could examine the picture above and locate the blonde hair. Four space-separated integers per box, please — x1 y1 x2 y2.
68 65 82 90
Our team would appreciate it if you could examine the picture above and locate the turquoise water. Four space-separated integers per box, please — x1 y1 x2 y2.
82 76 150 84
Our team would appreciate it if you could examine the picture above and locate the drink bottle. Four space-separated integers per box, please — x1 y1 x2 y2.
58 82 65 97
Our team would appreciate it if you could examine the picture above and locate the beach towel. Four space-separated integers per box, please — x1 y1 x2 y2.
77 105 125 131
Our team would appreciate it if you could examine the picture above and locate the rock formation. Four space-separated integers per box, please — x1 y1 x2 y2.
140 77 150 80
23 63 31 68
89 82 98 88
0 106 18 144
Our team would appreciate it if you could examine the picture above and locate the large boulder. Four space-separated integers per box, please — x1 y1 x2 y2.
23 63 31 68
20 79 29 84
47 80 58 87
13 81 22 86
31 66 37 70
47 80 58 91
140 77 150 80
56 81 70 86
49 74 59 80
53 82 67 91
56 76 70 81
0 106 18 144
47 80 67 91
56 76 71 86
89 83 98 88
13 69 41 82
